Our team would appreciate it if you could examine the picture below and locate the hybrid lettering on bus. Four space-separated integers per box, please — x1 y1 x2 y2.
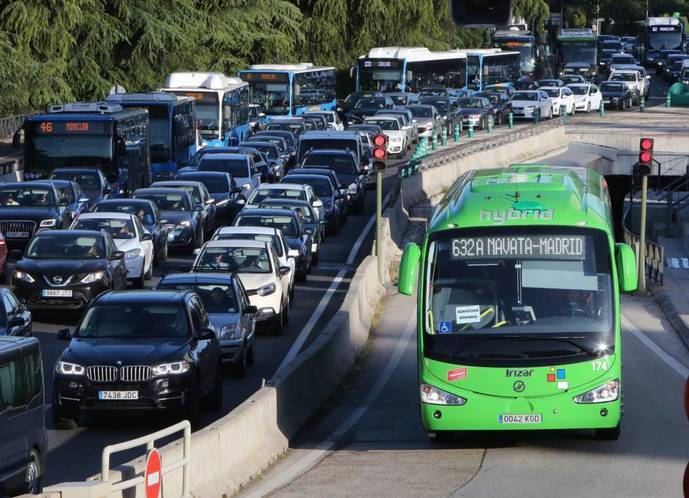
237 64 337 119
398 165 638 440
160 72 250 146
106 93 197 180
22 102 151 196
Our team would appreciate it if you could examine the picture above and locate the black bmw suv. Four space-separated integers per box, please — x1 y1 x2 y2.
52 290 222 428
12 230 128 311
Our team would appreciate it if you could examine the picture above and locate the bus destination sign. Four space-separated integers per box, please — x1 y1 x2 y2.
359 58 403 70
241 72 289 82
32 121 108 135
650 25 682 33
451 235 585 260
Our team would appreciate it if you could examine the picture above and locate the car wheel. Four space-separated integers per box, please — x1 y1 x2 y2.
133 268 145 289
195 228 204 249
283 296 290 325
595 423 621 440
312 246 319 264
185 386 202 426
289 281 295 300
569 104 575 115
24 449 42 495
534 109 540 122
247 340 256 365
586 102 591 113
273 311 284 335
1 261 8 284
144 259 153 281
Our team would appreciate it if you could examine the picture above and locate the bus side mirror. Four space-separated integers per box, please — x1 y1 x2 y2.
615 243 638 293
406 71 413 83
349 66 354 79
398 242 421 296
12 128 23 148
116 137 126 155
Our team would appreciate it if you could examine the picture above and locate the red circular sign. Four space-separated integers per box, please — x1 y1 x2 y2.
640 138 653 150
373 148 386 159
145 449 162 498
373 135 386 147
640 151 652 163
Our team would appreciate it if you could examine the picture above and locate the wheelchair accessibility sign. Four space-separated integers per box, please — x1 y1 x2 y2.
439 321 453 334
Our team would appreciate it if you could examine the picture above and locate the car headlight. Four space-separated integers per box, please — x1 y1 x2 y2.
13 270 35 283
573 379 619 404
242 183 251 189
56 361 84 376
153 361 191 376
125 248 142 259
81 271 105 284
348 183 358 193
256 283 276 296
177 220 191 228
390 136 402 142
40 219 57 228
420 383 467 406
220 323 241 340
288 249 299 258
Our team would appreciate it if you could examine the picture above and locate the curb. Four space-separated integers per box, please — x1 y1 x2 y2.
654 287 689 351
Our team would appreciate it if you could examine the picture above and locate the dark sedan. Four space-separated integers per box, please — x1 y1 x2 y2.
600 81 633 110
46 179 90 226
132 188 203 253
12 230 127 312
419 96 459 128
300 149 366 213
475 92 511 125
0 288 32 336
239 141 285 180
348 96 395 123
259 198 325 263
282 172 346 234
49 168 111 204
233 208 313 281
52 290 222 428
92 198 169 264
150 180 217 238
456 97 495 129
176 171 244 225
0 182 70 251
252 130 296 167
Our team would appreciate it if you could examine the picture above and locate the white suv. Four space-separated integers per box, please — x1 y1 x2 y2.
363 116 407 158
192 239 290 333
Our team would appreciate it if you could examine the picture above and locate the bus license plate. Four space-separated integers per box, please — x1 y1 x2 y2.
6 231 29 238
42 289 72 298
499 413 542 424
99 391 139 401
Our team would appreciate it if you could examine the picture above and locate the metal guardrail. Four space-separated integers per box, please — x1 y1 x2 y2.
623 223 664 286
100 419 191 497
0 115 26 138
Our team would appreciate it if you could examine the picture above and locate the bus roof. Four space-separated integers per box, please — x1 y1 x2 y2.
106 92 194 106
162 72 246 91
26 102 147 121
647 16 682 26
558 28 597 41
428 165 611 233
245 63 335 73
363 47 468 62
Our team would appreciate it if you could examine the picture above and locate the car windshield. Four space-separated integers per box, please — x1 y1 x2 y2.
50 172 100 190
236 215 298 237
610 73 635 82
248 188 306 204
244 143 278 159
215 233 283 257
601 82 625 91
287 176 333 196
72 218 136 239
158 284 238 314
261 202 314 223
0 186 55 207
26 234 105 259
365 119 399 130
302 155 357 175
196 246 272 273
77 304 190 338
136 193 189 211
389 95 408 105
422 100 449 112
561 76 583 84
198 157 249 177
406 106 433 118
181 175 228 194
612 56 635 64
423 228 613 364
55 185 76 204
542 89 561 98
569 86 588 95
512 92 538 101
95 202 155 225
355 98 386 108
458 98 482 109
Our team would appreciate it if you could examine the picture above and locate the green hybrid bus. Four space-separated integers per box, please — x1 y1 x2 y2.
398 165 638 440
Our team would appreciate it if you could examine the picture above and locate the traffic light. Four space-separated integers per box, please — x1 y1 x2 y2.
372 134 387 170
450 0 513 27
638 137 654 175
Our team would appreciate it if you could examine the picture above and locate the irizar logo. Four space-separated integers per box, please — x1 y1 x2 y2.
506 369 533 378
480 208 554 225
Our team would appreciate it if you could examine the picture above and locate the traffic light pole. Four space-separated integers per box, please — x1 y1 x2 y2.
376 168 383 283
638 174 648 293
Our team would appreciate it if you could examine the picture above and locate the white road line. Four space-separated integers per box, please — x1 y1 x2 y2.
682 258 688 269
672 258 680 269
245 312 416 498
276 194 388 373
622 315 689 377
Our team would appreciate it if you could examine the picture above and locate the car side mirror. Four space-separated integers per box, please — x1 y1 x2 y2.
12 129 22 148
141 232 152 241
8 316 24 327
235 198 246 206
245 305 258 314
57 328 71 341
111 250 125 260
192 248 201 256
304 227 314 235
232 186 242 194
104 187 112 196
312 199 323 209
196 327 216 340
279 266 290 276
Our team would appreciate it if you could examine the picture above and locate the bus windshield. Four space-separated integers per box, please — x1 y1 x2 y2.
169 91 218 138
148 105 170 163
560 41 597 65
241 73 291 116
648 30 683 51
357 65 402 93
494 40 535 73
26 134 114 177
423 228 613 365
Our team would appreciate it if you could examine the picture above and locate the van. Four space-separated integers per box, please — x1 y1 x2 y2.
296 131 365 167
0 336 46 495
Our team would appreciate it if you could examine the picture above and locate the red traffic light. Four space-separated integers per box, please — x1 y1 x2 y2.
373 134 387 147
640 151 652 164
640 138 653 151
638 137 654 175
373 147 386 160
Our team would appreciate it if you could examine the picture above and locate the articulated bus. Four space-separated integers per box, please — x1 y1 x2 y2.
398 164 638 440
237 64 337 119
643 17 684 66
493 29 542 79
22 102 151 196
354 47 520 94
106 93 197 180
557 28 598 75
160 72 250 146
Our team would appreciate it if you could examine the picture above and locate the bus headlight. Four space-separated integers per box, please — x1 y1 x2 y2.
420 383 466 406
573 379 619 404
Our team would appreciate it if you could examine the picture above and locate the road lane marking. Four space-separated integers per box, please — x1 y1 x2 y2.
245 311 416 498
276 195 387 373
623 315 689 377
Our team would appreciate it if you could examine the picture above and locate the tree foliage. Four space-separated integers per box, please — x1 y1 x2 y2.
0 0 485 115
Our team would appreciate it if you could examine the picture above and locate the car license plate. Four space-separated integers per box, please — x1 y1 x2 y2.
603 100 611 104
498 413 542 424
41 289 73 298
6 231 29 238
99 391 139 401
